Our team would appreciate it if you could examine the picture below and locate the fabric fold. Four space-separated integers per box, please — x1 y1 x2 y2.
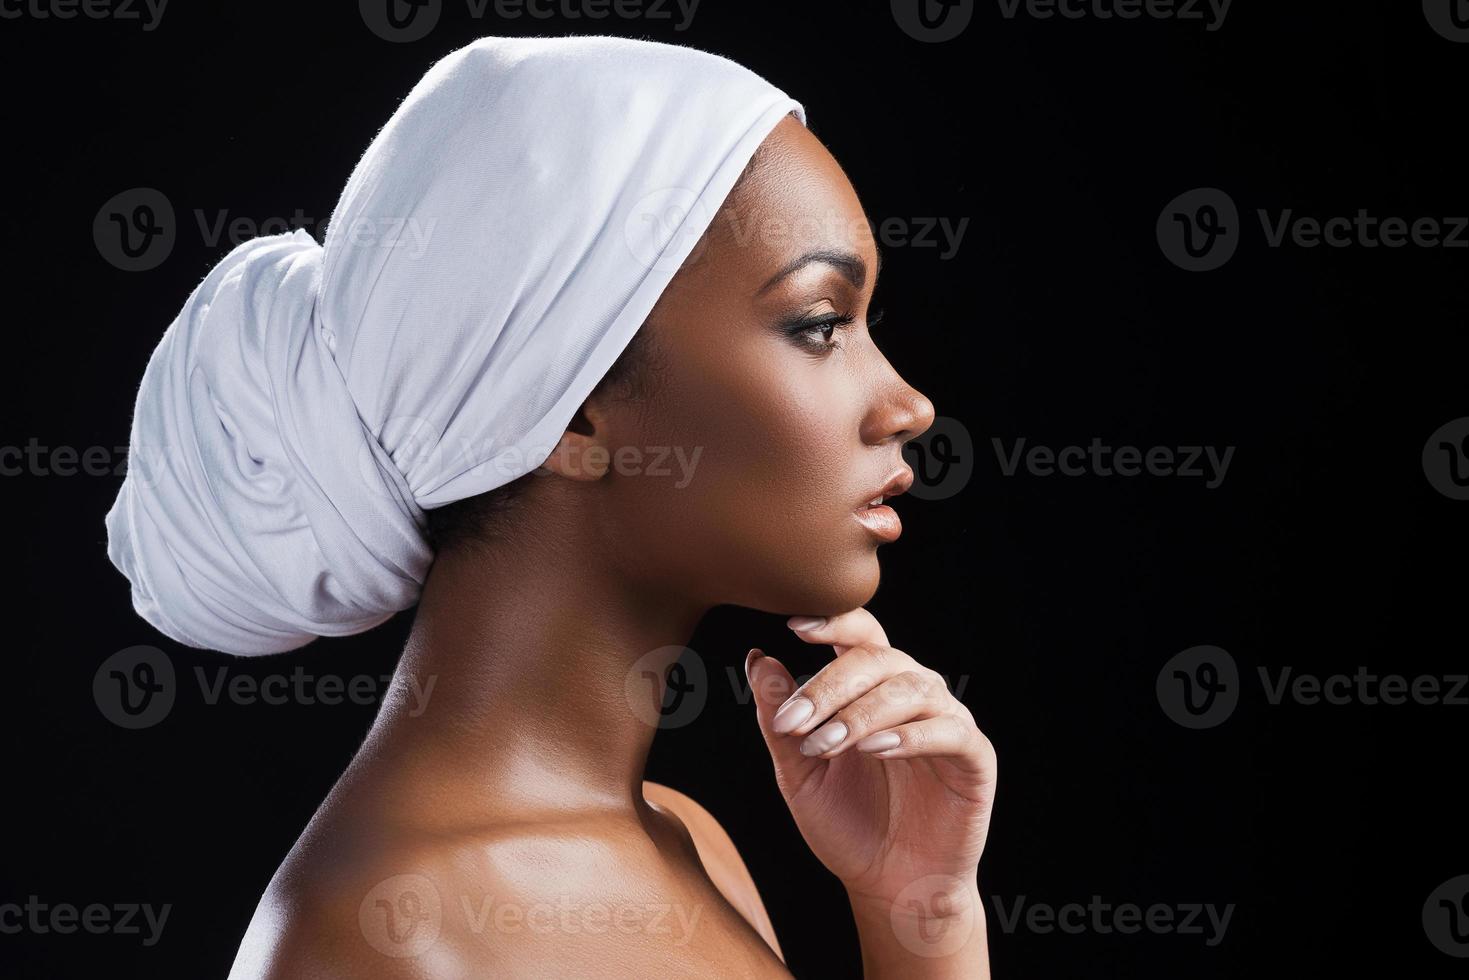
105 34 806 656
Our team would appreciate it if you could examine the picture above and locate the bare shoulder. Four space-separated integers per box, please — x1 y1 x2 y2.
227 834 476 979
229 794 784 977
642 780 784 962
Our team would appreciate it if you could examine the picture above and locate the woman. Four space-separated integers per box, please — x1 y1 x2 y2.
106 35 997 977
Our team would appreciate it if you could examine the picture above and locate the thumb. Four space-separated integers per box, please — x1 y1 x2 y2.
744 648 818 796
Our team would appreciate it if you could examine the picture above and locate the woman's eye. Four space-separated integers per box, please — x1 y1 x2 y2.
787 313 855 353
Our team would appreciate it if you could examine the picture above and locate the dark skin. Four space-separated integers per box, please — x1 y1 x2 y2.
230 116 996 978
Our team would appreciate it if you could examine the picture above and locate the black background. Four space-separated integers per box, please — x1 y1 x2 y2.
4 0 1466 976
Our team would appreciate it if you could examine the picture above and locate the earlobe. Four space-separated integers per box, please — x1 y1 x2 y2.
540 432 610 481
539 403 612 481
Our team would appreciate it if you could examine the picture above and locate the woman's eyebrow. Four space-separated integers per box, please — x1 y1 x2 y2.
756 245 883 296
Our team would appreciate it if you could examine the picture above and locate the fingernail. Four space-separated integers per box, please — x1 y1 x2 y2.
787 616 827 632
771 696 813 733
855 731 901 753
744 648 763 684
801 721 848 756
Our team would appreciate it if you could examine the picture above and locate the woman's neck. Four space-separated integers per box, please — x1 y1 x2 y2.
348 502 709 828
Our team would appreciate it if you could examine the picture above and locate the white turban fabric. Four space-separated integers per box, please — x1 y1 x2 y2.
105 35 806 656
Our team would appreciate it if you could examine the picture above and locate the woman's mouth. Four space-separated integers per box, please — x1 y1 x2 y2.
853 468 913 543
854 495 902 542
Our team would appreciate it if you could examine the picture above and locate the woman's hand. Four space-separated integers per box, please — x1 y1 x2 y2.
746 608 996 912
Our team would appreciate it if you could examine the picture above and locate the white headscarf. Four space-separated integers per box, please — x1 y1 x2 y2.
105 35 806 656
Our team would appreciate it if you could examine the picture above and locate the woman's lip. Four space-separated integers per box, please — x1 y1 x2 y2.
854 503 902 542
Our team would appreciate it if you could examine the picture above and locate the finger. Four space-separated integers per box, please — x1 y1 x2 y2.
785 607 890 656
745 648 819 787
855 715 997 780
795 669 951 759
770 643 918 738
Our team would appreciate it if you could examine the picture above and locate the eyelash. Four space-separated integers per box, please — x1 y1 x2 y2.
786 307 885 354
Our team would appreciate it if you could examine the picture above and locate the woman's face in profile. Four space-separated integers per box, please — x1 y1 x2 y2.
590 115 936 616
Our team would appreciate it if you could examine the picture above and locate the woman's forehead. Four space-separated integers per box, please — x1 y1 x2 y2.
709 126 878 290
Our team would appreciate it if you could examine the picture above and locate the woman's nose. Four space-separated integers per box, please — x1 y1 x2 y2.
861 369 936 447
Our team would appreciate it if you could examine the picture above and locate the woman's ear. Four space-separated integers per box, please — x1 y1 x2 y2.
538 400 612 481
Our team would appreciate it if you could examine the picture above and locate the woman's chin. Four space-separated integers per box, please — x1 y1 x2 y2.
738 537 884 618
796 551 883 618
